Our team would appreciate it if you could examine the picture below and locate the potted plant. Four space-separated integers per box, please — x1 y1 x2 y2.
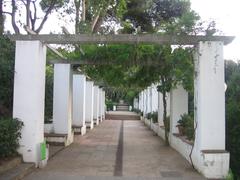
176 115 186 136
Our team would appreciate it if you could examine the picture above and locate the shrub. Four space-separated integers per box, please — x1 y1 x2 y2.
146 112 152 119
177 113 194 140
0 118 24 158
152 111 158 123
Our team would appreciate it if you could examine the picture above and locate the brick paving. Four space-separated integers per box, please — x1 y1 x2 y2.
24 116 205 180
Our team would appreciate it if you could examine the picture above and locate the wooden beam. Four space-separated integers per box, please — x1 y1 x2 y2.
8 34 235 45
48 59 163 66
24 26 66 59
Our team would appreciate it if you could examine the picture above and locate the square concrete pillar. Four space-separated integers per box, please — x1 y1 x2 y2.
143 90 147 116
93 86 99 125
169 85 188 134
98 88 103 122
13 41 46 166
72 74 86 135
85 81 94 129
149 87 153 113
193 41 229 178
53 64 73 146
152 85 158 112
102 91 106 120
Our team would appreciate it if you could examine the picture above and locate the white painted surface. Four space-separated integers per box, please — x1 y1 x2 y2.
98 88 102 122
152 85 158 112
44 123 54 133
72 74 86 127
193 41 229 178
170 85 188 134
85 81 94 129
93 86 99 125
158 92 164 126
13 41 46 165
53 64 73 140
102 91 106 120
194 41 226 150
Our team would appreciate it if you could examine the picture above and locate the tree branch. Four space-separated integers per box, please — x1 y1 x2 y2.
35 0 56 34
30 1 37 31
11 0 20 34
91 10 101 32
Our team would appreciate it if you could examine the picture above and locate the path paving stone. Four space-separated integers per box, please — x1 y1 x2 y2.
24 117 205 180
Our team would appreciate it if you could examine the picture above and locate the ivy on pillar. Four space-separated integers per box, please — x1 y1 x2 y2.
13 41 46 166
52 64 74 146
193 41 229 178
85 81 94 129
72 74 86 135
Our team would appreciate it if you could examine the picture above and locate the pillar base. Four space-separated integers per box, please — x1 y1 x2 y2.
193 150 230 179
44 131 74 147
93 118 99 126
72 125 87 136
86 121 94 130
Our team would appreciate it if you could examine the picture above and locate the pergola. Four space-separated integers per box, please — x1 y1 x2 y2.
9 34 234 179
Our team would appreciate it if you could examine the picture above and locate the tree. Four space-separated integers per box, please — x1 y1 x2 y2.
0 0 4 35
0 36 15 117
225 60 240 179
3 0 69 34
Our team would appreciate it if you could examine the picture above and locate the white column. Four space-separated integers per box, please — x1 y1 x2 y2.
85 81 94 129
53 64 73 145
102 90 106 120
149 87 153 113
152 85 158 112
93 86 99 125
72 74 86 135
193 41 229 178
13 41 46 165
170 85 188 134
98 88 103 122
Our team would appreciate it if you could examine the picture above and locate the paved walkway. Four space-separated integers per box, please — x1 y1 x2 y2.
24 120 205 180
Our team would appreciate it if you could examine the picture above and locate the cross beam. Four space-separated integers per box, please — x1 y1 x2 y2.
8 34 234 45
48 59 164 66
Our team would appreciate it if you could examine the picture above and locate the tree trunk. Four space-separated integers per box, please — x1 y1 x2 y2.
82 0 86 21
11 0 20 34
162 89 169 146
74 0 81 34
26 0 31 29
0 0 3 35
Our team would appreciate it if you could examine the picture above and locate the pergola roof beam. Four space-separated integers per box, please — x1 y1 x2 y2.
9 34 234 45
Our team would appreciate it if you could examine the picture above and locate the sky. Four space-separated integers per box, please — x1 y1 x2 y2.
190 0 240 60
4 0 240 60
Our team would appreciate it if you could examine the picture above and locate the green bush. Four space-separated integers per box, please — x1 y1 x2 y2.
177 113 194 140
0 118 24 158
146 112 152 119
225 60 240 179
151 111 158 123
0 36 15 117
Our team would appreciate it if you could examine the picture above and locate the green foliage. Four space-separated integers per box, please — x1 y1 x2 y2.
40 0 69 11
44 65 54 122
0 118 23 158
225 60 240 179
105 99 117 111
0 36 15 117
177 113 194 140
151 111 158 123
226 169 235 180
